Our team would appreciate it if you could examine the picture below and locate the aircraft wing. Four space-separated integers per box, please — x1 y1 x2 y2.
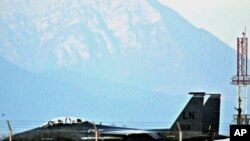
81 136 123 140
182 134 229 141
98 129 163 140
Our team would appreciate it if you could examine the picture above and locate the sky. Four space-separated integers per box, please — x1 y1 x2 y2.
159 0 250 49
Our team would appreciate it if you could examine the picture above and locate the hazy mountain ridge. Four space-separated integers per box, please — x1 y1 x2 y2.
0 0 174 71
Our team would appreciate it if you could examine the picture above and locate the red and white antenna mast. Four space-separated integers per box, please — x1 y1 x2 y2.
231 28 250 124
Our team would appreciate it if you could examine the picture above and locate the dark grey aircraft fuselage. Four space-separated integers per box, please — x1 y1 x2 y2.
3 92 228 141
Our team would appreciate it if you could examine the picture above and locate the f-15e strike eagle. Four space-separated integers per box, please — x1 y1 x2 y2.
3 92 228 141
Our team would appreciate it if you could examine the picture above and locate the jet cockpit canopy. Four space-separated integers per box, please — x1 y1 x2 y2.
42 116 87 128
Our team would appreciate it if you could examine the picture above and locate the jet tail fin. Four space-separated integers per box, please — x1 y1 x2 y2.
170 92 205 132
202 94 221 135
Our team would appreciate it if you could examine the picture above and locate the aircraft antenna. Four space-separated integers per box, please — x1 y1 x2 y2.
231 28 250 124
176 122 182 141
91 121 98 141
7 120 12 141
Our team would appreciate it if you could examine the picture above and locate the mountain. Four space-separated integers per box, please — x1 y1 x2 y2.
0 0 242 134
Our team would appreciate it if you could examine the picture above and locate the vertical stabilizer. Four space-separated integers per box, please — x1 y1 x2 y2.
170 92 205 132
202 94 221 135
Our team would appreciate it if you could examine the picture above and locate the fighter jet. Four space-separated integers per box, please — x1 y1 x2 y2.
3 92 228 141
